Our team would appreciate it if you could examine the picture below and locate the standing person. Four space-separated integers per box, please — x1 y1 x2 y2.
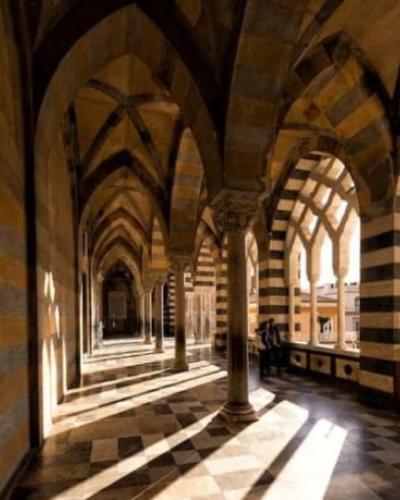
256 320 268 378
261 318 283 377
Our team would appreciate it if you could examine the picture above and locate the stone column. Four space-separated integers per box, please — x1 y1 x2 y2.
153 278 165 353
212 191 260 422
286 249 299 343
333 242 349 351
288 281 297 342
309 277 319 345
194 288 203 344
144 284 153 345
307 246 321 346
138 291 145 339
171 257 190 372
93 274 103 348
336 273 347 350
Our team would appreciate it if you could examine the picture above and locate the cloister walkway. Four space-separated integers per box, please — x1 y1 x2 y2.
11 341 400 499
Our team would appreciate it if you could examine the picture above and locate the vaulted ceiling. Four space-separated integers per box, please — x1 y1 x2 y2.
24 0 400 282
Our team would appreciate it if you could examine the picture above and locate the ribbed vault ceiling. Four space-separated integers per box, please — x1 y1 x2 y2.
28 0 400 284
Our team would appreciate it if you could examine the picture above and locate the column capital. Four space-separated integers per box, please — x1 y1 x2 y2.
143 282 154 294
307 274 319 284
211 189 261 233
170 254 192 272
334 269 348 280
150 272 168 286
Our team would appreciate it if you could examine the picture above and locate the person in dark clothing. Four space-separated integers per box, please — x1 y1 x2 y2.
256 320 268 378
257 318 283 377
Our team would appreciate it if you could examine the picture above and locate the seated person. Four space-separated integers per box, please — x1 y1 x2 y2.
256 318 283 377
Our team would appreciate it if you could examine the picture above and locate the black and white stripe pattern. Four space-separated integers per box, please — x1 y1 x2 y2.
259 157 318 335
359 212 400 405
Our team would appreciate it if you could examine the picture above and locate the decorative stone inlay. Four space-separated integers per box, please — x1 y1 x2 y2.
211 189 261 233
344 364 353 376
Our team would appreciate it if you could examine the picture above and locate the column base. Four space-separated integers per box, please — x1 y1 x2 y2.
144 338 152 345
219 401 258 423
171 361 189 372
154 346 164 354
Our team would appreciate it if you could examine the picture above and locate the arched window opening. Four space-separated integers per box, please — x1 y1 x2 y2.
316 235 337 346
285 154 360 351
297 241 309 343
246 231 259 337
101 261 138 341
191 239 217 344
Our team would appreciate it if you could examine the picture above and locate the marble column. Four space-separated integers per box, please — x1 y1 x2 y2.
212 191 260 422
309 277 319 346
307 244 321 346
86 269 93 355
336 274 347 350
171 257 190 372
144 285 153 345
138 291 145 339
288 281 296 342
153 279 165 353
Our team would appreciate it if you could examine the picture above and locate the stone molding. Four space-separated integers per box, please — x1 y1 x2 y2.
211 190 261 233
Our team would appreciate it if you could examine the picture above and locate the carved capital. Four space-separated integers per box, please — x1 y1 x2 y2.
170 254 192 273
142 281 154 294
211 190 261 233
151 272 167 286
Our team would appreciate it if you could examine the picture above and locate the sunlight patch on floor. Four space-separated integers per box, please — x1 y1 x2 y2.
248 419 347 499
50 365 226 437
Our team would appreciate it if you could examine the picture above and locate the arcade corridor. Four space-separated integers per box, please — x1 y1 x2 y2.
11 341 400 500
3 1 400 498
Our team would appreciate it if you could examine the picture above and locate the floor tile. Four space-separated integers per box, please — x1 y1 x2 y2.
11 339 400 500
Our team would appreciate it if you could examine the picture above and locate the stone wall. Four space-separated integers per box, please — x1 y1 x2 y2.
36 127 79 438
0 4 29 492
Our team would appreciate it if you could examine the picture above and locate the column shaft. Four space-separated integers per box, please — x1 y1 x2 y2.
144 291 153 344
337 276 346 350
288 283 296 342
154 282 164 353
310 279 319 345
222 229 256 421
173 264 189 371
139 294 145 338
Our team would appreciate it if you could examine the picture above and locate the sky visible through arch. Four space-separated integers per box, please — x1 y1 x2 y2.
300 218 360 291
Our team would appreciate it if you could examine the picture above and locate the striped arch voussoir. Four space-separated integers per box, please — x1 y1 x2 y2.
282 32 395 218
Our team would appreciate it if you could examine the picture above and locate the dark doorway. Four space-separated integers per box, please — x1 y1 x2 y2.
101 261 138 339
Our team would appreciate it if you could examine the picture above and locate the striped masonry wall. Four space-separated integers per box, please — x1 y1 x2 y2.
169 128 203 252
194 242 217 342
151 218 168 275
194 243 216 288
166 273 175 336
264 155 400 407
165 269 193 337
215 237 228 351
260 157 317 336
35 128 79 438
359 210 400 407
0 4 30 492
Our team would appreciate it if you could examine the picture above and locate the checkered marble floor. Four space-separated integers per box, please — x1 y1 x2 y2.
11 339 400 499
